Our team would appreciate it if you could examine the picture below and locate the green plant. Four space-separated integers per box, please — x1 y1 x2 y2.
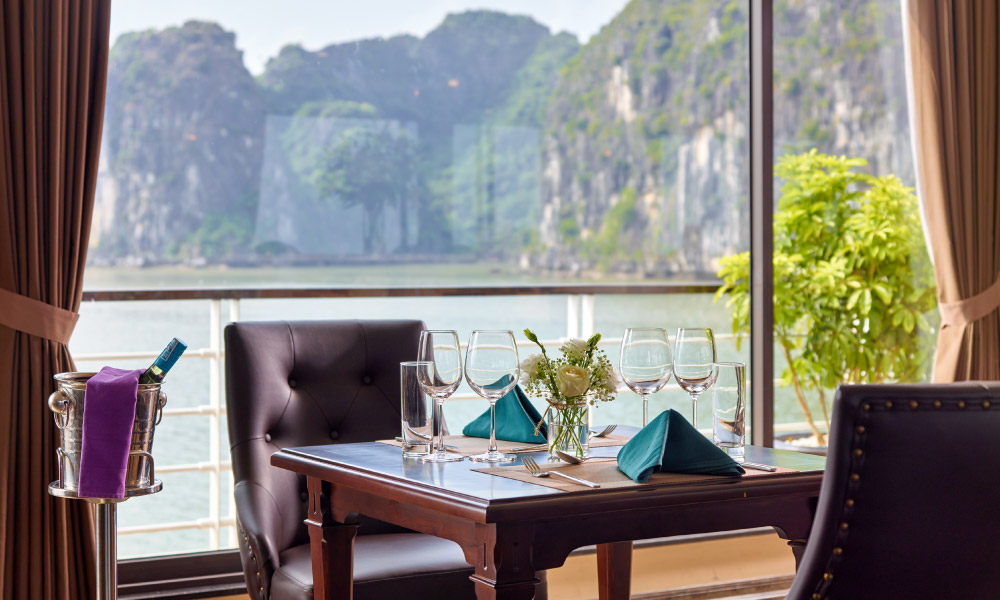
715 150 937 445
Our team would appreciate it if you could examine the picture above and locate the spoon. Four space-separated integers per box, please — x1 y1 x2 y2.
555 450 585 464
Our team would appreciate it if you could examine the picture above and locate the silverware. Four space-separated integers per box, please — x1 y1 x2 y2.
589 424 617 438
742 462 777 472
522 456 600 488
555 450 585 464
508 443 548 452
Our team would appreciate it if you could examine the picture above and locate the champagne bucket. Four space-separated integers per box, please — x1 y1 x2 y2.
48 372 167 492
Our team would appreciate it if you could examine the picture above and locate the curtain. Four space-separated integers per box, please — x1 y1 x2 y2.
0 1 111 598
905 0 1000 381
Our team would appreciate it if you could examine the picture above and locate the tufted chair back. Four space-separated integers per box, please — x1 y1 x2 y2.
786 382 1000 600
225 319 425 597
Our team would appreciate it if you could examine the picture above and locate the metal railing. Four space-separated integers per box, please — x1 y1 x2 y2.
73 283 804 553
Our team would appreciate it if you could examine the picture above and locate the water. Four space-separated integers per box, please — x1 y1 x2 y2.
70 264 817 557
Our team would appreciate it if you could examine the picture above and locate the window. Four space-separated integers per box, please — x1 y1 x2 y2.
77 0 936 568
82 0 754 560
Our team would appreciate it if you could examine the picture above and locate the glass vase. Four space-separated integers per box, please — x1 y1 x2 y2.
547 401 590 461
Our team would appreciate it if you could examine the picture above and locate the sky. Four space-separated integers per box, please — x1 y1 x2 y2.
109 0 629 74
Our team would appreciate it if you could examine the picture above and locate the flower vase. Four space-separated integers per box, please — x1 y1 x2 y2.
547 401 590 461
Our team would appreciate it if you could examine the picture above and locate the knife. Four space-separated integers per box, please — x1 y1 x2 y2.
742 462 777 472
549 471 601 488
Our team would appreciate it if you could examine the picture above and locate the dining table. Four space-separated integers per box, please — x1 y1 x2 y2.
271 437 826 600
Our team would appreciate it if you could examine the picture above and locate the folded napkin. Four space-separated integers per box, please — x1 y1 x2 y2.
462 377 547 444
617 409 744 483
78 366 144 498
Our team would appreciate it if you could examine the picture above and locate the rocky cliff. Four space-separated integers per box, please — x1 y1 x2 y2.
91 1 913 275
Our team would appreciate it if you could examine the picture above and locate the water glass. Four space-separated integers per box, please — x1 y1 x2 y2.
465 330 519 462
619 327 672 427
400 361 433 457
673 327 718 428
712 362 746 462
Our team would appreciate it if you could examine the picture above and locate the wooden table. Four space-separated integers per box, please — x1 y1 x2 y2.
272 443 825 600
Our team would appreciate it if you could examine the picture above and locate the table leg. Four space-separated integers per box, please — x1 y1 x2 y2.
787 539 808 570
471 523 540 600
596 541 633 600
306 477 359 600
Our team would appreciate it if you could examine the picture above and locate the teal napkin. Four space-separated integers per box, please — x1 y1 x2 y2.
617 409 745 483
462 377 547 444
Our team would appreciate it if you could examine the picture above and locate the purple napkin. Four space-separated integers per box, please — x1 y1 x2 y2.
78 366 144 498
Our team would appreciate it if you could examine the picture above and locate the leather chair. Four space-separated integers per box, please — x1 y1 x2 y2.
786 382 1000 600
225 320 476 599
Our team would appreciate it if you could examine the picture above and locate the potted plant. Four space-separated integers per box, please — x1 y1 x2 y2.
715 150 937 448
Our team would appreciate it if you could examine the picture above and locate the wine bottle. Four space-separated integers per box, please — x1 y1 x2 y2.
139 338 188 385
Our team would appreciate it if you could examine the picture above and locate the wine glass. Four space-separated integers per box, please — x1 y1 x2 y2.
416 330 464 463
673 328 718 429
619 328 673 427
465 330 519 462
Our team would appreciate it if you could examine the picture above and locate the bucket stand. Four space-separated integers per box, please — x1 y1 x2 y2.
49 468 162 599
47 373 168 600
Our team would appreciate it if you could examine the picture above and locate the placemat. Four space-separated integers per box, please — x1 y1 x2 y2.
377 433 630 456
472 460 800 491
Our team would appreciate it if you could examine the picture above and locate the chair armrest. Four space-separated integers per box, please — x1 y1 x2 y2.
234 481 284 599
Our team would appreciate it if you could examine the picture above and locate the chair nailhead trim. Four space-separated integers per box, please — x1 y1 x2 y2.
958 401 966 409
909 400 918 410
984 401 991 409
884 400 893 409
933 400 942 409
833 547 843 555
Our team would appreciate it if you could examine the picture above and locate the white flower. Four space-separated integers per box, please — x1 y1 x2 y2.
560 338 590 360
556 364 591 398
519 353 544 384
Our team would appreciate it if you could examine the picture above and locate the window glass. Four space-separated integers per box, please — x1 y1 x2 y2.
743 0 938 452
78 1 750 557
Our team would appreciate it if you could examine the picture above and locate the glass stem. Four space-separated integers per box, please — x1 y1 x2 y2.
642 393 649 427
691 394 698 428
488 400 498 454
434 399 445 454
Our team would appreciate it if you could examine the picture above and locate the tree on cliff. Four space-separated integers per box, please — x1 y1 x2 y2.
314 127 419 255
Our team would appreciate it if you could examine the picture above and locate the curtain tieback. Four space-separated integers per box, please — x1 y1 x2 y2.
0 287 78 344
938 274 1000 328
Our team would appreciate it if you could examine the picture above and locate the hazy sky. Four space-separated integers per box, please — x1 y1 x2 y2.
109 0 628 74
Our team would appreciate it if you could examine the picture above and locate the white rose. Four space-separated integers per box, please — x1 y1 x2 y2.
519 354 544 384
560 338 590 360
556 364 591 398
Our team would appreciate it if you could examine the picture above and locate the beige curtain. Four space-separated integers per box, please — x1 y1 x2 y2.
0 1 111 598
906 0 1000 381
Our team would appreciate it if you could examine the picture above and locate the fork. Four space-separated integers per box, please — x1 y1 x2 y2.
589 424 617 438
522 456 600 488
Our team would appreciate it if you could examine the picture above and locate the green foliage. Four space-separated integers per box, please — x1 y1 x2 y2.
314 128 419 254
716 150 937 442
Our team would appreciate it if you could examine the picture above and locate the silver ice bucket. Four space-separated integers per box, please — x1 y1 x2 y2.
48 372 167 492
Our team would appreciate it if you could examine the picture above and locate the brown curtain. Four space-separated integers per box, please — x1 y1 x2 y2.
906 0 1000 381
0 1 111 598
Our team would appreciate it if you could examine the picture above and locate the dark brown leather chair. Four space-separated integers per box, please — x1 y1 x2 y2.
786 382 1000 600
224 320 476 599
